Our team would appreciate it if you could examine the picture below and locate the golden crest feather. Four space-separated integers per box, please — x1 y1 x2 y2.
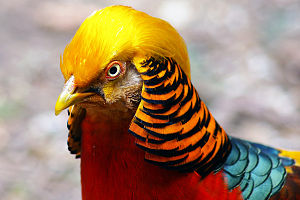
60 5 190 86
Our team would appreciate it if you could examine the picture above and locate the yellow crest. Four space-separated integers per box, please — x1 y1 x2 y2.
61 5 190 86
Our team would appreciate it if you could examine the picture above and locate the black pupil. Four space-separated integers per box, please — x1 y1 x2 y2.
109 66 118 75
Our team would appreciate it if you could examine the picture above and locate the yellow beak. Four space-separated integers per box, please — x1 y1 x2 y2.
55 75 94 115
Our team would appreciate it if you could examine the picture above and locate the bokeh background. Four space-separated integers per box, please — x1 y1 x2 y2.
0 0 299 199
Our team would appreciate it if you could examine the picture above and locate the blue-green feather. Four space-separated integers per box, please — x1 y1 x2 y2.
222 137 295 200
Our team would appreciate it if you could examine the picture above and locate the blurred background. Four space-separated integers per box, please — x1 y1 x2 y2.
0 0 299 199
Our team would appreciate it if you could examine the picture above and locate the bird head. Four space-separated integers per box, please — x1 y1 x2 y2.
55 5 190 115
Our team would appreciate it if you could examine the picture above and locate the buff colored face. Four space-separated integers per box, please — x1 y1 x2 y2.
55 60 143 116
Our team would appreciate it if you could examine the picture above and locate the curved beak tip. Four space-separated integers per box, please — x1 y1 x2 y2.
55 106 63 116
54 92 94 116
54 97 68 116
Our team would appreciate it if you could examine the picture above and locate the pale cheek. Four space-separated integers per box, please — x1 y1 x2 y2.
103 88 124 104
102 87 114 103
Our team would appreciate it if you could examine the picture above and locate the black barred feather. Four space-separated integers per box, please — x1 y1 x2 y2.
66 105 86 158
129 57 231 177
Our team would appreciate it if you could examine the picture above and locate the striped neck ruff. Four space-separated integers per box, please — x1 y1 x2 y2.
129 57 231 177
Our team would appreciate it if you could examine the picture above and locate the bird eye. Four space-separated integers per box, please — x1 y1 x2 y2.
108 64 120 77
105 61 124 80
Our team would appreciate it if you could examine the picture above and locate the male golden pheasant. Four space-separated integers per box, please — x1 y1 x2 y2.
55 5 300 200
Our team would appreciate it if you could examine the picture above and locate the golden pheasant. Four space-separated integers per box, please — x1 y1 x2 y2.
55 5 300 200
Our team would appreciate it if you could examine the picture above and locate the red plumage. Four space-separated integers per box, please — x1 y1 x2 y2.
80 112 242 200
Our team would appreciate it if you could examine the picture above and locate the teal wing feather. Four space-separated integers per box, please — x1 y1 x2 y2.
222 137 295 200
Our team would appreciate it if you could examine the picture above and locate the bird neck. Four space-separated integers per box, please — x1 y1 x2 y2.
79 108 240 200
80 108 136 200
